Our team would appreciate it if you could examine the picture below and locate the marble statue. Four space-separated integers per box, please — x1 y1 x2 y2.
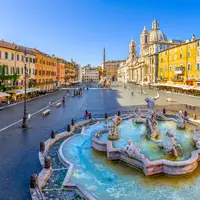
176 111 186 129
133 107 144 124
145 93 159 138
108 124 119 140
112 115 122 126
193 125 200 148
120 140 145 160
151 129 183 157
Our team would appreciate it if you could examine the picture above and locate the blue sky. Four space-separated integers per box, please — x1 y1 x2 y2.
0 0 200 66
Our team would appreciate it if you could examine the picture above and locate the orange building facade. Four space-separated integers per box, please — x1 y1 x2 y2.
34 49 57 90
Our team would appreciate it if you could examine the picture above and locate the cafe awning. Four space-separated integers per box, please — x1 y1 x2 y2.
0 92 10 98
8 88 39 95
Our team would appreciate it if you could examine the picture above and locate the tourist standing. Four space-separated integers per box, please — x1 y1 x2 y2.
85 110 89 119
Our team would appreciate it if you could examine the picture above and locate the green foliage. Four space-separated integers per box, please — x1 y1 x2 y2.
0 64 20 91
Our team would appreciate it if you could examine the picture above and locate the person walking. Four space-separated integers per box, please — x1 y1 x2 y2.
49 101 52 107
85 110 89 120
62 96 65 104
27 113 31 120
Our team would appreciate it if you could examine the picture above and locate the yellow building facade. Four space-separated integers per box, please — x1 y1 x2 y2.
0 40 36 89
158 38 200 86
34 49 57 90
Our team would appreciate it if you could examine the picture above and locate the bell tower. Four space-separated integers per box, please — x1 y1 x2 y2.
129 38 136 59
140 25 149 56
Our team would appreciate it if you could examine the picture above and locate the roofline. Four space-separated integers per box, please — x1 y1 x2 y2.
158 38 200 54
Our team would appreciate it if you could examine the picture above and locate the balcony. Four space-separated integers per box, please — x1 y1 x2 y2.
175 67 185 75
171 77 183 82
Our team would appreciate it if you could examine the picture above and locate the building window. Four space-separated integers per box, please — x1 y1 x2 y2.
5 52 8 59
21 67 24 75
180 54 182 59
0 51 1 59
197 41 200 47
197 63 200 70
17 67 20 74
197 50 200 56
160 68 162 73
11 53 14 60
170 65 172 72
145 35 147 44
188 52 191 57
174 65 176 71
29 68 31 75
30 57 32 63
21 56 24 61
164 67 167 72
26 57 28 63
10 67 14 75
17 54 19 61
188 63 191 71
33 58 35 63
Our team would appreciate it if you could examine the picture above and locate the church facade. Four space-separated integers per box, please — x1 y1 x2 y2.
127 20 182 85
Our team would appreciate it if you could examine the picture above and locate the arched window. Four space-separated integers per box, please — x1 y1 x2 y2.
145 35 148 44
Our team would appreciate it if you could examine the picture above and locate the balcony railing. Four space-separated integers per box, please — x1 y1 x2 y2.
175 67 185 75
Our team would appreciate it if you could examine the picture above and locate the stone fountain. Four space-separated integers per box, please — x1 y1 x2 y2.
144 93 159 138
176 111 186 129
151 129 183 157
193 125 200 148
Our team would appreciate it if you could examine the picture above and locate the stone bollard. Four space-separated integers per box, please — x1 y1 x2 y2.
40 142 45 152
89 113 92 119
193 113 197 120
71 119 75 126
44 156 51 169
67 124 71 132
117 111 121 116
105 113 108 119
163 108 166 114
30 174 38 188
51 130 56 139
184 110 188 117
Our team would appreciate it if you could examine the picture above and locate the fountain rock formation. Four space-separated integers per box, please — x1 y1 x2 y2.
176 111 186 129
144 93 159 138
193 125 200 148
132 107 144 124
120 140 145 160
151 129 183 157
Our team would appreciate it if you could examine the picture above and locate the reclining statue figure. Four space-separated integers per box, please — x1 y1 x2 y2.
151 129 183 157
120 140 145 160
176 111 186 129
144 92 159 138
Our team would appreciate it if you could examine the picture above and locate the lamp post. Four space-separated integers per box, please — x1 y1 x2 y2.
22 49 28 128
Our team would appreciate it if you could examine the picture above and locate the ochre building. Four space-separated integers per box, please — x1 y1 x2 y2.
34 49 57 90
0 40 36 89
158 36 200 86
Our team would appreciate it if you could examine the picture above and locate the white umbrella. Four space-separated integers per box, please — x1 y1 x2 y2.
0 92 10 98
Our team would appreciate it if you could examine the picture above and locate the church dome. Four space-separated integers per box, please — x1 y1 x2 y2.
149 20 167 42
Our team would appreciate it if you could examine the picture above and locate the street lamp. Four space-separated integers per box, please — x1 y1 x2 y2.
22 49 28 128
